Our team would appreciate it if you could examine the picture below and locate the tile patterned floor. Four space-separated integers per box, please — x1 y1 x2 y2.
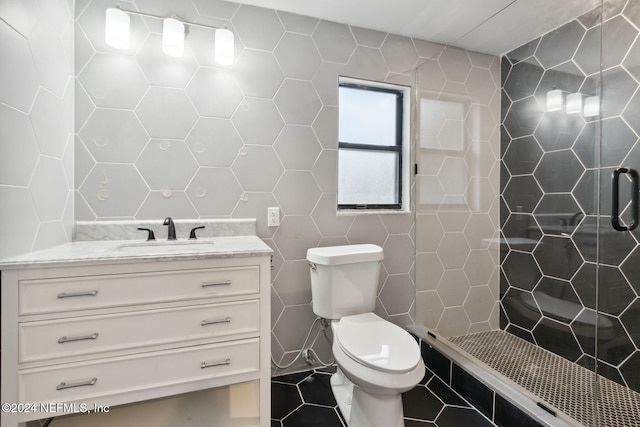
271 367 495 427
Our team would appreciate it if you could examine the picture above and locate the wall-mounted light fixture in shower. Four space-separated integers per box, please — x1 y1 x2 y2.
104 5 235 65
545 89 600 117
565 93 583 114
583 96 600 117
546 88 563 112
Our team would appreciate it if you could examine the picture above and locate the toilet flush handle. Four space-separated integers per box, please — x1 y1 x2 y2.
308 262 317 270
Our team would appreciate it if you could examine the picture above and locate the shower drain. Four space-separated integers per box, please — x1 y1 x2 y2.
447 330 640 427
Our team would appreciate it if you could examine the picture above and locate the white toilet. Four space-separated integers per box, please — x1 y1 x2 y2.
307 244 425 427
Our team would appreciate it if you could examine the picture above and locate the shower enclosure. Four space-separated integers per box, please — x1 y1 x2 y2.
414 0 640 425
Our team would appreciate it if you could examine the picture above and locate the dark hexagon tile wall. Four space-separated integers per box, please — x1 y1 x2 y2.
500 0 640 393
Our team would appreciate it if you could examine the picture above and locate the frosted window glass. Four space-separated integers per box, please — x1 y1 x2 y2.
338 149 399 205
339 87 397 146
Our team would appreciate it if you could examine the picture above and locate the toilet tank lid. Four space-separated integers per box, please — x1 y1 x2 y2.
306 244 383 265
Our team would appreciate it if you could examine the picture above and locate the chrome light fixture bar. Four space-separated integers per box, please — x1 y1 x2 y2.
105 5 234 65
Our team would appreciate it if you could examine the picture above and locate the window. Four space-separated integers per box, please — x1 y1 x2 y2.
338 77 410 211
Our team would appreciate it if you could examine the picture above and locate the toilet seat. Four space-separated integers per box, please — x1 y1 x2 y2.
336 312 420 374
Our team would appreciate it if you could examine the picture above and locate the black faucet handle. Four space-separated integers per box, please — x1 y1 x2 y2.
189 226 205 240
137 228 156 241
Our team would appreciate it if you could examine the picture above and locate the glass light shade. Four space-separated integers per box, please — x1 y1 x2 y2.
162 18 185 57
546 89 563 112
584 96 600 117
566 93 583 114
105 8 130 50
215 28 234 65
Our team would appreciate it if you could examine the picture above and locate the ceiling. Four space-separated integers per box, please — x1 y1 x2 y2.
229 0 601 56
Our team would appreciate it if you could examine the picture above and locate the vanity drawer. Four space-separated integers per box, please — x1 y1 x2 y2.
19 338 260 407
19 266 259 315
19 300 260 363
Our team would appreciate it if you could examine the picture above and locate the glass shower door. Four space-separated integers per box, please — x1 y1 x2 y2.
498 8 603 424
592 1 640 422
414 1 609 426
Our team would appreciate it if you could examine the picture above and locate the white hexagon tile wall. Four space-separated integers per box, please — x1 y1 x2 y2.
0 0 75 259
73 0 501 372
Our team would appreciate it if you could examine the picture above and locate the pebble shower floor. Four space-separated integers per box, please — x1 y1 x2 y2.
448 330 640 427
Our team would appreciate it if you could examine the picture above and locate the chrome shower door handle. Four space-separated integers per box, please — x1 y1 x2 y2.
611 167 639 231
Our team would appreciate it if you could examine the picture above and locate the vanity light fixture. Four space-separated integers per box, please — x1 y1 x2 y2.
104 5 234 65
565 93 583 114
546 88 563 112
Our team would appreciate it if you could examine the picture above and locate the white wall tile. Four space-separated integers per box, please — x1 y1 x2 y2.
0 0 73 259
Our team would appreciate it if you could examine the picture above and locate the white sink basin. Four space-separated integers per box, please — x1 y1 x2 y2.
110 240 214 255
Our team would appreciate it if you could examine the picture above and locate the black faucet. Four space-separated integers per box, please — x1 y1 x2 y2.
163 217 177 240
569 212 584 226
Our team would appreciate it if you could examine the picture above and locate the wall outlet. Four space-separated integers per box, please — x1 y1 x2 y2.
267 207 280 227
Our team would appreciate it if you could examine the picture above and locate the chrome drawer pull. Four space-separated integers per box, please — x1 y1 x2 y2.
201 358 231 369
57 290 98 299
201 280 231 288
201 317 231 326
58 333 99 344
56 377 97 391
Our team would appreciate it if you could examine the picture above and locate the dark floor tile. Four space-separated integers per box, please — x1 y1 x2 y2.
273 367 495 427
436 406 495 427
271 382 303 420
273 371 313 385
427 376 469 407
422 344 451 383
335 412 346 425
299 373 337 406
451 364 494 420
494 395 544 427
402 385 444 421
419 368 435 385
282 405 345 427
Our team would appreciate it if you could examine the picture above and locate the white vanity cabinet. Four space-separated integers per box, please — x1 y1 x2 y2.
1 244 271 427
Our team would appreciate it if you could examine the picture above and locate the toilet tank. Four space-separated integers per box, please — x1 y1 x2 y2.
307 244 384 320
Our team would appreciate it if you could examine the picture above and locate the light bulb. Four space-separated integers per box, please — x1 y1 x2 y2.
215 28 234 66
584 96 600 117
105 8 130 50
566 93 583 114
546 89 563 112
162 18 185 57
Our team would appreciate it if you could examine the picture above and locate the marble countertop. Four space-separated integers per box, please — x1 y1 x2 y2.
0 236 273 269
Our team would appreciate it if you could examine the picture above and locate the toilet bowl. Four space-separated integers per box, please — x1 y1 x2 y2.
329 313 425 427
307 244 425 427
